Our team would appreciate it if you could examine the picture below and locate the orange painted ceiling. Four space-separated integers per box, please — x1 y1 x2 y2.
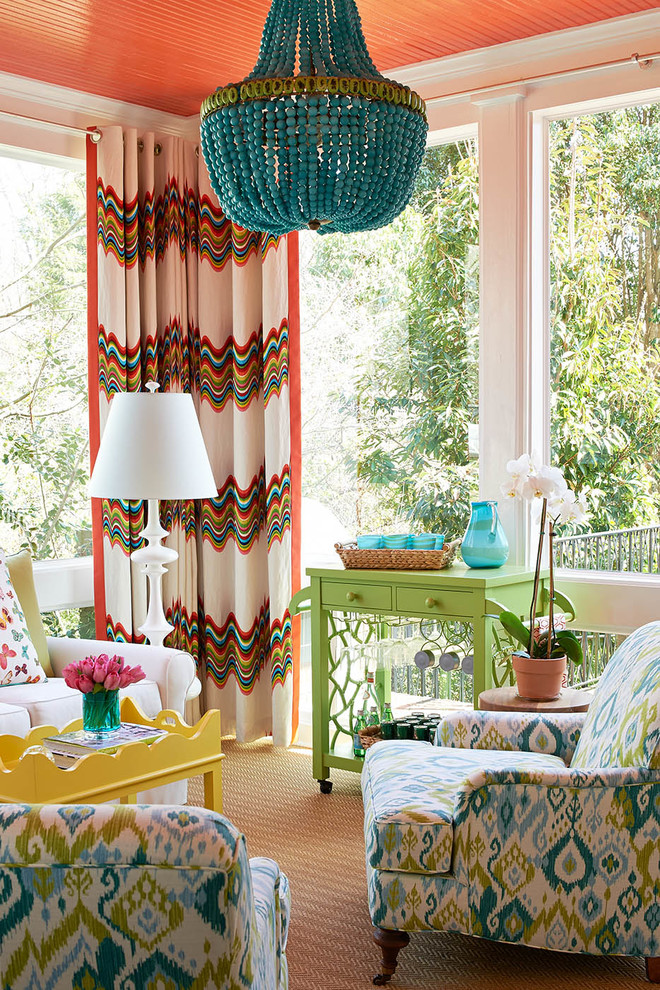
0 0 656 117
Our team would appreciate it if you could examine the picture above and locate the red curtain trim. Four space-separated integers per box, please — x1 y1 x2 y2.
287 231 301 739
86 130 106 640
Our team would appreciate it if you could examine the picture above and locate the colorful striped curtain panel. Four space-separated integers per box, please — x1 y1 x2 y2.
90 126 294 745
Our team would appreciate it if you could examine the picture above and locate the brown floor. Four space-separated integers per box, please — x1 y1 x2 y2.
188 740 645 990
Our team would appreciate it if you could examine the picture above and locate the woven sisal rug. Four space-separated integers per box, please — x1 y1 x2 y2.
188 739 644 989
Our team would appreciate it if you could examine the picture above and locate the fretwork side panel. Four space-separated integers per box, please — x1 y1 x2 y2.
326 611 487 750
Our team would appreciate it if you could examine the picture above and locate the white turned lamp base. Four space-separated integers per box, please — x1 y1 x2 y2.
89 382 217 650
131 498 178 648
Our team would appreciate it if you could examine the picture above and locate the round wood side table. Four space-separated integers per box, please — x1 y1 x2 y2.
478 686 594 713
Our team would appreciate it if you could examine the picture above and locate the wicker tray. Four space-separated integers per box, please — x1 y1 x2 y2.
335 539 460 570
358 725 382 749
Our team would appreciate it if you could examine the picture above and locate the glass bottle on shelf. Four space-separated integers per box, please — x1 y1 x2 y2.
364 653 382 720
353 707 366 758
360 683 371 716
367 705 380 727
381 703 393 724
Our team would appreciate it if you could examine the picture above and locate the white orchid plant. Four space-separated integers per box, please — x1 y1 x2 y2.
499 453 587 662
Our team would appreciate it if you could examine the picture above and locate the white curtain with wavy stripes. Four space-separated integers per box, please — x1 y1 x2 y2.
92 125 294 745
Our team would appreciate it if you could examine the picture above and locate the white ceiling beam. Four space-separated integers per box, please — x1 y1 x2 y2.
391 9 660 106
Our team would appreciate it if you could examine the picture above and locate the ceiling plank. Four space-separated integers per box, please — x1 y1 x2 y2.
0 0 657 116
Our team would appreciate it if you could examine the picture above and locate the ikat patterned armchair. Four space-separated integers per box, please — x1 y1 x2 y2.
362 619 660 985
0 803 290 990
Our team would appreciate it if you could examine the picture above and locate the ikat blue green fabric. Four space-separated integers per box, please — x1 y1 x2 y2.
571 620 660 769
250 857 290 990
363 686 660 958
438 710 584 764
367 866 469 932
0 804 290 990
365 761 660 953
362 740 565 876
452 766 660 953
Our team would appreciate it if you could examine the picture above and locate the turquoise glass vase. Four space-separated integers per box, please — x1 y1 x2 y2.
461 500 509 569
82 690 120 734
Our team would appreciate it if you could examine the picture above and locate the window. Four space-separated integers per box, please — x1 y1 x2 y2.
300 139 479 546
0 151 93 636
0 154 89 561
549 104 660 576
297 139 480 731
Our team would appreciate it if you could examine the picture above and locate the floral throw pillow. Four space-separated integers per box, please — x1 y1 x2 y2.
0 552 46 686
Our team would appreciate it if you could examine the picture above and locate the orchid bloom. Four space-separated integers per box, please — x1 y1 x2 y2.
501 453 534 499
501 453 588 660
521 465 567 502
553 488 588 525
502 454 586 526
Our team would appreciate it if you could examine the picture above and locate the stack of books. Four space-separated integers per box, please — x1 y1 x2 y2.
42 722 167 768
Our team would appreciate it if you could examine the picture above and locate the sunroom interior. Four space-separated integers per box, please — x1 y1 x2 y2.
0 1 659 988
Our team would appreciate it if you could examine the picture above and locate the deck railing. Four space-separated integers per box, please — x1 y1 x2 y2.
550 524 660 690
554 524 660 573
391 662 471 705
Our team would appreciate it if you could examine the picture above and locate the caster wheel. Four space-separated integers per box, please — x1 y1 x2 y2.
318 779 333 794
373 975 391 985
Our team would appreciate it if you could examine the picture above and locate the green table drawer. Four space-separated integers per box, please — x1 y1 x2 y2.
395 586 474 617
321 581 392 612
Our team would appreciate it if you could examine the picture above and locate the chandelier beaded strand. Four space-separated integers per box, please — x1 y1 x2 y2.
200 0 428 235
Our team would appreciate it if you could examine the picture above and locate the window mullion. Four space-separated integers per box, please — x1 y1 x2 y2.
475 89 528 563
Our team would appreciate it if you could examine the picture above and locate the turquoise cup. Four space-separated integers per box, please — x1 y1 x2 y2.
357 534 384 549
384 534 409 549
410 534 435 549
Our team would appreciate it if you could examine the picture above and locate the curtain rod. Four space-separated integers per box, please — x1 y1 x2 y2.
0 112 196 154
0 109 102 141
426 50 660 106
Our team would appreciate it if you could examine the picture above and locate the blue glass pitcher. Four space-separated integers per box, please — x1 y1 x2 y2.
461 500 509 569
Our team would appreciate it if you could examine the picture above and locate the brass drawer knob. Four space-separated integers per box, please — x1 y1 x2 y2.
425 597 437 608
346 591 358 602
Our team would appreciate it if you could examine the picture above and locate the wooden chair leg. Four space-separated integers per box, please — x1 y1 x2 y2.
372 928 410 986
647 958 660 983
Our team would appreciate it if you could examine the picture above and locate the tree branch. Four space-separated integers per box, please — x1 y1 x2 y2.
39 444 86 553
0 214 84 296
0 281 86 321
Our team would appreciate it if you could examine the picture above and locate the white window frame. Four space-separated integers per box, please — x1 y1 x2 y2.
33 557 94 612
408 10 660 636
0 140 93 614
0 72 198 617
530 85 660 633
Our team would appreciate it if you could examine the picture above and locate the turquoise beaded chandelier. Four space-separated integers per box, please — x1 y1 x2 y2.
200 0 428 235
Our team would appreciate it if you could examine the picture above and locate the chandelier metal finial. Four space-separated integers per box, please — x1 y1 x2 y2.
200 0 428 236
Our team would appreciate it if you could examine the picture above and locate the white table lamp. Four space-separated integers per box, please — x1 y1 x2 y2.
89 382 217 646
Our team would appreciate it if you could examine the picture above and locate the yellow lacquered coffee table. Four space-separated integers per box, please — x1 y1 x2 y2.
0 697 224 810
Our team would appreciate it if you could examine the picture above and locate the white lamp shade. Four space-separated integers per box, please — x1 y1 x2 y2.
89 391 217 500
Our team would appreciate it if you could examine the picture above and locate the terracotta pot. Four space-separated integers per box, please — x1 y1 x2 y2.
511 653 567 702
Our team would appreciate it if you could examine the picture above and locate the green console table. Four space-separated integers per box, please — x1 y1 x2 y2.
291 562 552 792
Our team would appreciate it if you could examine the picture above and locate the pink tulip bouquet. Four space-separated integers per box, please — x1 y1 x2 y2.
63 654 145 733
63 654 145 693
